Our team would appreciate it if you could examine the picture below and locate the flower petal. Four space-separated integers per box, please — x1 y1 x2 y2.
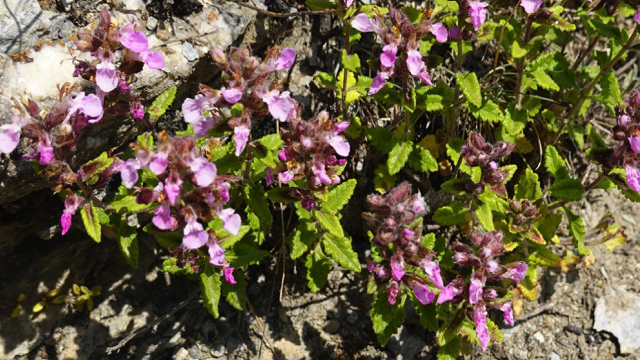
0 124 21 154
431 22 449 43
218 208 241 235
521 0 541 14
627 165 640 194
140 50 165 70
234 125 251 156
276 48 296 70
120 24 149 52
414 284 435 305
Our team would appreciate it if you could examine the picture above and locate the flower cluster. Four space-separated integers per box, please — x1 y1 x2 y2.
351 8 449 94
73 9 165 120
362 183 443 305
121 132 240 282
439 230 528 351
271 111 350 209
461 131 515 198
605 89 640 194
182 45 296 155
506 198 541 233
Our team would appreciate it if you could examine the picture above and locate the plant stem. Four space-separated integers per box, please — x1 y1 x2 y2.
570 0 621 72
548 172 605 210
553 26 639 144
342 21 351 122
515 17 534 108
446 38 464 138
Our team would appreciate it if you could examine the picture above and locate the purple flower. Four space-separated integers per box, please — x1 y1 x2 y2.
380 44 398 67
39 136 54 165
61 192 84 235
221 87 244 104
436 279 464 304
411 196 426 214
95 49 118 92
153 202 175 230
164 172 182 206
351 13 385 35
620 115 632 128
449 25 461 40
217 208 241 235
275 48 296 70
120 24 149 53
629 136 640 154
500 301 514 326
474 302 490 351
208 243 227 266
387 281 399 305
130 101 144 120
414 284 435 305
469 1 489 31
121 158 140 188
279 171 295 183
223 267 237 284
390 253 405 281
406 42 433 86
326 133 350 157
234 125 251 156
66 92 103 122
430 22 448 43
182 94 209 124
503 261 528 281
521 0 541 14
312 162 333 185
369 71 389 94
301 198 315 210
149 152 169 175
188 156 217 187
183 216 209 249
140 50 165 70
423 260 444 290
0 119 22 154
626 165 640 194
469 277 484 304
635 6 640 25
263 90 295 122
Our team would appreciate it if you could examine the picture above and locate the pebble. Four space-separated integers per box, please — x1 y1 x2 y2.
147 16 158 31
188 344 202 359
226 337 242 353
173 347 191 360
532 331 545 343
346 309 358 324
323 319 341 333
551 352 561 360
182 42 199 62
594 290 640 353
387 327 426 360
515 349 528 359
210 343 226 358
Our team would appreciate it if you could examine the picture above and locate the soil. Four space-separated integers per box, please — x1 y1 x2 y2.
2 1 640 360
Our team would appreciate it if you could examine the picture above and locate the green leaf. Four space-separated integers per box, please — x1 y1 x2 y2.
471 100 504 123
322 179 356 214
221 270 247 311
531 68 559 91
219 225 251 249
306 245 332 292
200 265 222 318
117 220 139 268
314 210 344 237
162 257 195 275
570 123 585 149
337 69 360 104
225 241 269 267
433 200 470 225
528 243 561 267
545 145 569 179
370 291 406 346
322 233 360 272
79 152 115 185
515 168 542 200
341 50 360 72
305 0 337 10
388 140 413 175
244 183 272 230
408 146 438 173
411 297 438 331
432 0 458 17
537 212 563 242
587 124 607 149
437 336 462 360
366 127 395 154
599 70 622 105
422 233 436 249
109 195 154 214
265 187 298 203
289 220 317 259
549 178 585 201
455 72 482 107
563 207 590 255
148 85 177 118
81 202 101 243
517 264 539 300
441 178 470 196
504 104 529 136
476 202 494 231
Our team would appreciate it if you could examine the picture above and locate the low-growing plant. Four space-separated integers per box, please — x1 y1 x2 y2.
2 0 640 356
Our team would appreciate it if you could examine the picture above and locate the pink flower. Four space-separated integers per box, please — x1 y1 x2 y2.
390 253 405 281
234 125 251 156
423 260 443 290
121 158 141 188
263 90 295 122
217 208 241 235
351 13 385 35
411 195 426 214
469 1 489 31
312 162 333 185
431 22 448 43
380 44 397 67
406 42 433 86
223 267 237 284
0 114 23 154
95 50 118 92
414 284 435 305
469 277 484 304
208 243 227 266
153 202 175 230
449 25 461 40
164 171 182 206
275 48 296 70
130 101 144 120
521 0 541 14
188 156 217 187
120 24 149 53
503 261 528 281
387 281 399 305
369 72 389 95
279 171 295 183
620 114 632 128
66 92 103 122
630 136 640 153
149 152 169 175
474 302 490 351
436 279 464 304
221 87 243 104
636 6 640 25
39 136 54 165
183 216 209 249
182 95 209 124
140 50 165 70
326 133 350 157
626 165 640 194
61 192 84 235
500 301 514 326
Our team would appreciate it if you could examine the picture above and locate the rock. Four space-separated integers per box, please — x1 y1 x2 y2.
551 352 561 360
593 290 640 353
0 0 51 54
173 347 192 360
182 41 199 62
188 344 202 359
274 338 309 359
210 343 225 357
323 319 341 334
515 349 528 359
147 16 158 31
531 331 545 344
346 309 358 324
387 326 426 359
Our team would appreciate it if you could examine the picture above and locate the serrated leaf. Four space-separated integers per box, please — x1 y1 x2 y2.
570 123 585 149
563 207 589 255
314 210 344 237
366 127 395 154
200 265 222 318
162 257 195 275
219 225 251 249
517 264 538 300
411 298 438 331
476 202 494 231
531 68 559 91
388 140 413 175
514 168 542 200
373 163 397 194
471 100 503 123
221 270 247 311
433 200 469 225
322 233 360 272
341 50 360 72
81 202 101 243
528 243 561 267
455 72 482 107
109 195 154 214
117 220 139 268
370 291 406 346
545 145 569 179
504 105 529 136
408 145 438 173
537 212 563 241
244 183 272 230
225 242 269 267
432 0 458 17
289 220 317 259
549 178 585 201
422 233 436 249
437 336 462 360
306 246 332 292
337 69 359 104
515 134 534 154
78 152 115 185
148 85 177 118
322 179 356 213
600 70 622 105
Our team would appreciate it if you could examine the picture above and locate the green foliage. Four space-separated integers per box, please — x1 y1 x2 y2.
289 220 317 259
408 146 438 173
306 244 333 292
514 168 542 200
305 0 337 10
200 264 222 318
341 50 361 72
545 145 569 179
322 233 361 272
117 219 139 268
563 207 590 255
81 201 101 243
549 178 585 201
455 72 482 107
244 183 272 230
222 270 247 311
370 291 406 346
322 179 356 213
388 140 413 175
148 85 177 118
433 201 470 226
471 100 504 123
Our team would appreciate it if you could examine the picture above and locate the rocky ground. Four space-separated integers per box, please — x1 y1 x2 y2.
1 0 640 359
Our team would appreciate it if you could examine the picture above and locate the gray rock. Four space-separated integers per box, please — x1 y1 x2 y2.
147 16 158 31
0 0 49 54
182 42 199 62
323 319 341 334
226 336 242 353
188 344 202 359
387 326 426 359
594 290 640 353
173 347 191 360
531 331 545 344
551 352 561 360
210 343 225 357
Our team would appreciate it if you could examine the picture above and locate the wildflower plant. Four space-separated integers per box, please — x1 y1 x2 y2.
4 0 640 357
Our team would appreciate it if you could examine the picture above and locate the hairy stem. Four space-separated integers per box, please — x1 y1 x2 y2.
515 17 534 108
